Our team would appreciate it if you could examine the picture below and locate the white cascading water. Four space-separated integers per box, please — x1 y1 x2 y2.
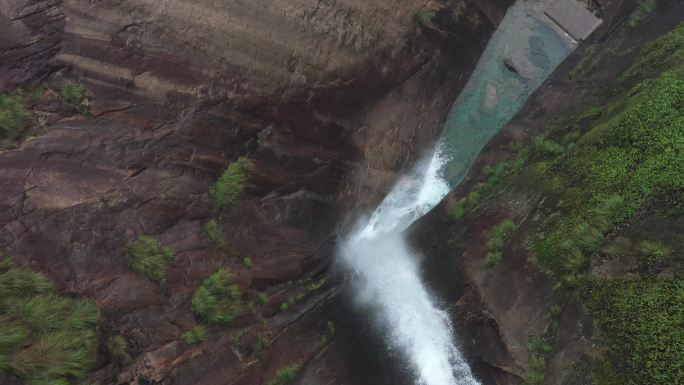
340 141 479 385
338 0 579 383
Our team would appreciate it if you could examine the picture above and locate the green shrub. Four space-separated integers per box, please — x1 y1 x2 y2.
242 257 253 269
640 0 657 13
191 268 242 325
126 236 176 286
204 219 226 248
257 292 269 305
5 293 99 334
59 82 87 111
280 299 292 312
448 202 466 220
523 353 546 385
0 260 101 385
106 335 131 365
230 330 247 349
588 279 684 385
0 261 53 297
593 194 625 228
279 279 324 312
620 22 684 82
539 195 623 281
638 240 671 271
212 157 253 214
13 330 99 383
485 251 502 268
537 70 684 278
533 136 565 157
523 333 555 385
268 363 302 385
0 93 28 140
315 320 336 349
180 325 207 345
252 333 270 356
569 223 604 252
570 44 600 80
485 219 516 267
448 148 529 223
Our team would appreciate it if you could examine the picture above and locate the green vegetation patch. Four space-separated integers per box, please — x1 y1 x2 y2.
570 44 600 80
534 69 684 281
268 363 302 385
627 0 658 28
191 268 242 325
204 219 226 248
279 279 325 312
59 82 89 113
523 334 553 385
0 258 101 384
242 257 253 269
637 240 672 272
106 335 131 365
485 218 516 267
0 93 28 140
449 147 528 221
180 325 207 346
212 157 253 214
620 21 684 83
588 279 684 385
127 236 176 286
252 333 271 356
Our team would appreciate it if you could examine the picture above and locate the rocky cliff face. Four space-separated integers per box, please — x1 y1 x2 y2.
412 1 684 384
0 1 513 385
0 0 65 88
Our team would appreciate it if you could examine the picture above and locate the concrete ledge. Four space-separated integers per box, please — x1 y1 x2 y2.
545 0 602 41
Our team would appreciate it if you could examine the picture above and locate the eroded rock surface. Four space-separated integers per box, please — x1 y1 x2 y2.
0 0 513 384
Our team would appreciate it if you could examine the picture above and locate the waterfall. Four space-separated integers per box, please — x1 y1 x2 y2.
340 141 477 385
338 1 581 384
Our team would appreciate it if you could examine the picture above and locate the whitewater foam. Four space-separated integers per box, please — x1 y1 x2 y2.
338 1 577 383
340 141 478 385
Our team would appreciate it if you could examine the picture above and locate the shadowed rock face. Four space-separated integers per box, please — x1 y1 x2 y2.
0 0 513 385
0 0 65 88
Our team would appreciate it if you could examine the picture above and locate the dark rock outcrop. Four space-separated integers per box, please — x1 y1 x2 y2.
0 0 65 88
0 0 514 384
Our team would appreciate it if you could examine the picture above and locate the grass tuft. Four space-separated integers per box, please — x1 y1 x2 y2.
268 363 302 385
204 219 226 248
252 333 270 356
126 236 176 286
59 82 88 113
0 259 101 385
191 268 242 325
485 219 516 268
212 157 253 214
242 257 253 269
180 325 207 346
620 22 684 83
0 93 28 140
106 335 131 366
638 240 671 272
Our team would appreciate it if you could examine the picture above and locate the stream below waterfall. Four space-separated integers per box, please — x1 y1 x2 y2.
339 1 577 384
